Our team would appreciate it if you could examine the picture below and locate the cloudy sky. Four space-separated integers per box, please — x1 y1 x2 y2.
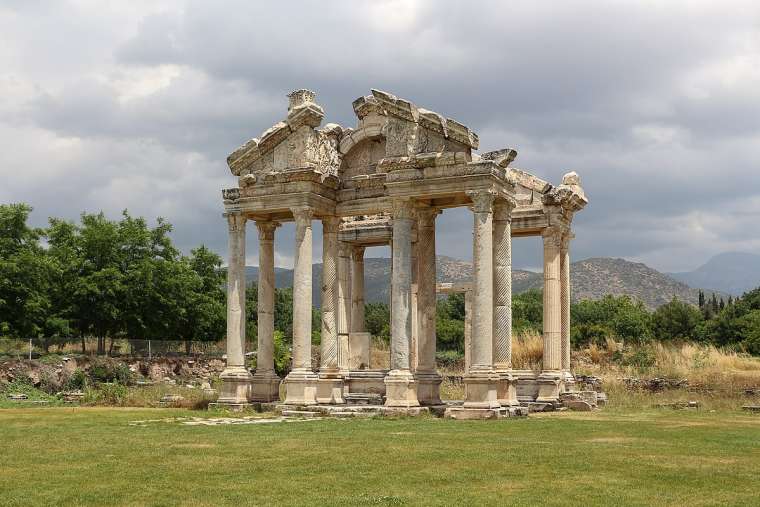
2 0 759 272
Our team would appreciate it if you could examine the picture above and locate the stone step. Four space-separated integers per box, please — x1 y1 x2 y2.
281 410 320 418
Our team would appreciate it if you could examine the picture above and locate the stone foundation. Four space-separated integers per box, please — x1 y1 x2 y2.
282 369 318 405
384 370 419 408
250 371 281 402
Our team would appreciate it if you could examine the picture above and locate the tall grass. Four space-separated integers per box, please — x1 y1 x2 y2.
511 331 544 370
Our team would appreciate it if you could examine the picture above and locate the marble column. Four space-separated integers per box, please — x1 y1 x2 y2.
464 290 473 373
384 198 419 407
337 241 352 373
250 221 281 402
415 207 442 405
317 216 344 403
218 212 253 407
283 207 318 405
537 225 563 402
463 191 500 410
410 235 418 372
493 199 518 406
561 231 574 386
350 246 365 333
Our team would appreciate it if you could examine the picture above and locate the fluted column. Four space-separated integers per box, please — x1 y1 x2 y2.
493 199 518 406
250 221 281 402
337 241 352 373
350 246 365 333
542 226 562 371
463 190 500 410
218 212 253 406
537 225 562 402
561 231 574 375
283 207 318 405
415 207 442 405
385 198 419 407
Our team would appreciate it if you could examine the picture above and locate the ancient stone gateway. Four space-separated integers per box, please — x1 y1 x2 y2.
218 89 587 417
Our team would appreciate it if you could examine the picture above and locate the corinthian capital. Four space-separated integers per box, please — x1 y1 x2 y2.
542 225 563 248
291 206 314 224
226 212 246 233
391 198 416 220
416 206 441 227
493 197 517 221
256 221 280 241
466 190 496 213
321 216 341 233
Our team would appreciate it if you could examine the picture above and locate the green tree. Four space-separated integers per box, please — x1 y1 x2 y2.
364 302 390 342
651 297 702 341
513 289 543 333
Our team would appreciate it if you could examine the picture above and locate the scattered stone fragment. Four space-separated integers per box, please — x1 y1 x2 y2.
565 400 593 411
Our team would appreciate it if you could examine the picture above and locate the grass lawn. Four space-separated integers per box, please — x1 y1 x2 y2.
1 407 759 506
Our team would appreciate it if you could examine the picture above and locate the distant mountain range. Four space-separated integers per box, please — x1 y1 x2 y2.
669 252 760 296
243 254 748 309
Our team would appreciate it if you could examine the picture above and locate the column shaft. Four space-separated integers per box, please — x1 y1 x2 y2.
390 202 414 371
470 192 495 370
291 208 313 371
416 208 439 373
256 222 278 374
493 201 515 369
561 232 572 371
350 247 365 333
337 242 352 372
542 227 562 371
320 217 340 372
385 199 419 408
225 213 246 368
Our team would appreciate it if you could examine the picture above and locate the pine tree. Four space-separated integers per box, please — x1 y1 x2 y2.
698 290 705 309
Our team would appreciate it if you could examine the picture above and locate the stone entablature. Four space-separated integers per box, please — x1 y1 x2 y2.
218 88 588 415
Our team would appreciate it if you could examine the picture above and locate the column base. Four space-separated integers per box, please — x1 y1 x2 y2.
346 369 387 396
316 370 345 404
463 368 501 409
561 371 576 393
536 371 562 403
414 370 442 406
384 369 419 408
217 367 253 406
250 370 281 402
283 369 318 406
495 369 520 407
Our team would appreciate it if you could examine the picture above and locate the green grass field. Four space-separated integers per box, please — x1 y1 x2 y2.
1 407 759 506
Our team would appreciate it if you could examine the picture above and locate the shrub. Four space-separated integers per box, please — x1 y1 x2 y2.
84 383 127 406
89 359 133 385
615 346 656 371
572 323 612 347
436 350 463 370
65 368 88 391
436 317 464 352
273 330 291 377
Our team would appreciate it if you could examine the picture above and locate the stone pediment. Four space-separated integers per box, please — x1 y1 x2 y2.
227 89 490 189
227 89 342 181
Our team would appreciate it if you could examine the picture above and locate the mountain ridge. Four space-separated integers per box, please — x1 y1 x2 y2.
670 252 760 296
244 256 727 309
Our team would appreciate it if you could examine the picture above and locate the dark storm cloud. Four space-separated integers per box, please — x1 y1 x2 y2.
1 0 759 271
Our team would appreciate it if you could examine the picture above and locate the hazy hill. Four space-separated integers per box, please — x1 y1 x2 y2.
244 256 721 309
670 252 760 296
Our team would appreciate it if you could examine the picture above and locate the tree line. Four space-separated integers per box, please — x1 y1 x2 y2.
0 204 226 354
3 203 759 357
